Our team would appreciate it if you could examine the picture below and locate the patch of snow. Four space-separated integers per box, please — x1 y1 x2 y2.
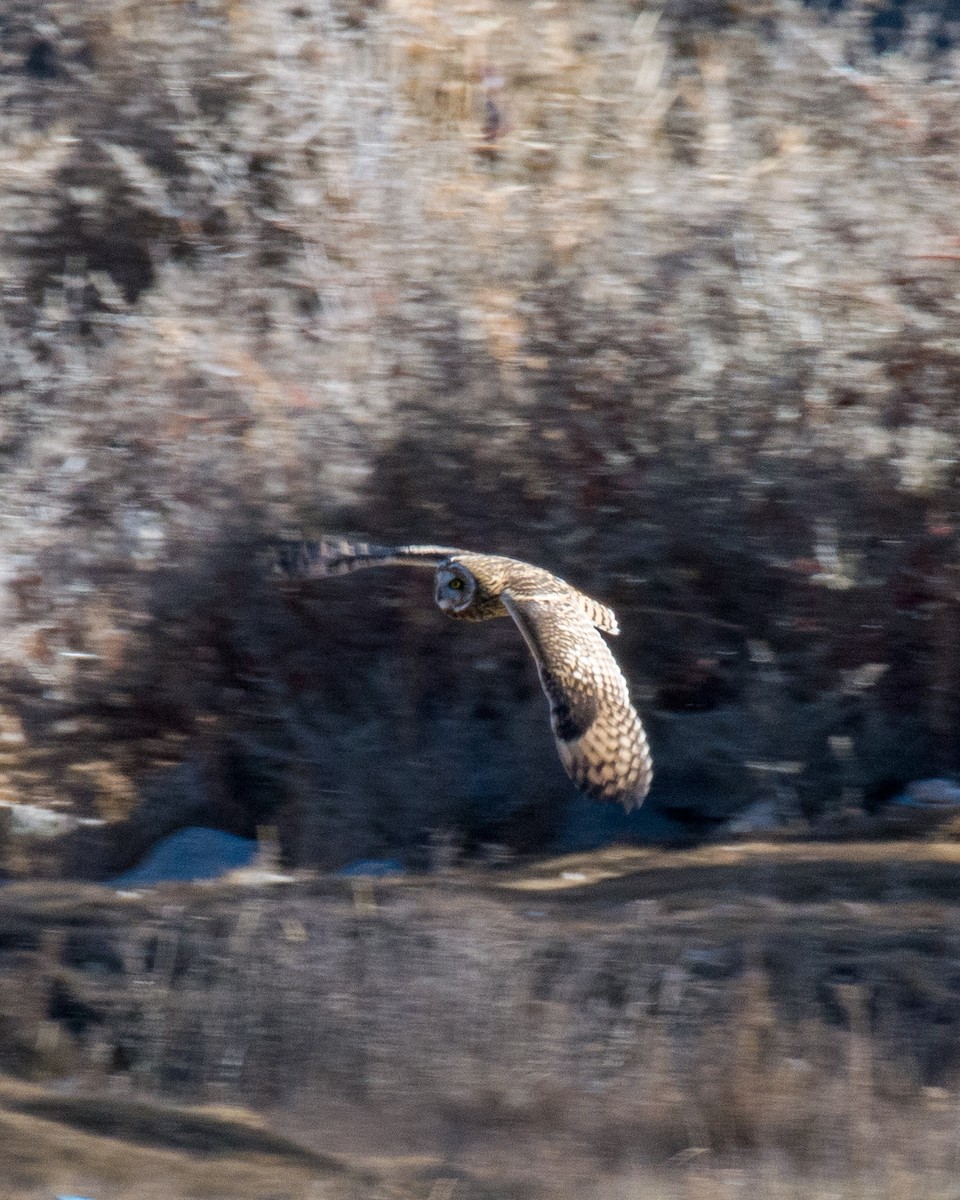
895 779 960 808
108 826 258 888
337 858 406 878
224 866 296 886
0 801 105 838
727 798 782 834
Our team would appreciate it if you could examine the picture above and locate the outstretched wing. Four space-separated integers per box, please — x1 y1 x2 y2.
275 537 463 579
567 588 620 636
501 593 652 810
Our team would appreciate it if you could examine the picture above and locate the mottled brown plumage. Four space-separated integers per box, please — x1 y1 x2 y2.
277 537 652 809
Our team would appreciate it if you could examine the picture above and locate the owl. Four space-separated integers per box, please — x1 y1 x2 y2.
277 538 652 810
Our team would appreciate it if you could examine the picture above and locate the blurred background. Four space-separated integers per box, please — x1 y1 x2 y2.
2 0 960 1196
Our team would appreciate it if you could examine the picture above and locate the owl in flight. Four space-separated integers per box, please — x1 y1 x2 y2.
277 539 652 810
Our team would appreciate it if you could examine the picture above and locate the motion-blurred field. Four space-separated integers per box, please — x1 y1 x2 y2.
1 0 960 865
3 841 960 1198
3 0 960 1195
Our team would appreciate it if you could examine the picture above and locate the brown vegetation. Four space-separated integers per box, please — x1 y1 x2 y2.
0 1074 354 1200
0 0 959 867
1 846 960 1195
3 4 960 1197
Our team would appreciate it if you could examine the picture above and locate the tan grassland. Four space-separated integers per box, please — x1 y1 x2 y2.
2 842 960 1196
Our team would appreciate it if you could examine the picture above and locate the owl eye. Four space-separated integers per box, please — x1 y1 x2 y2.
448 577 464 591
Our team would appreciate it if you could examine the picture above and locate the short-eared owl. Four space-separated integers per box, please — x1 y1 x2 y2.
278 539 652 810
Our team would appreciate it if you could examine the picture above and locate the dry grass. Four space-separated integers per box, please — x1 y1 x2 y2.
2 844 960 1194
0 1076 349 1200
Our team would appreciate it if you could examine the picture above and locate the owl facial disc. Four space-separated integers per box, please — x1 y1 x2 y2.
435 564 476 613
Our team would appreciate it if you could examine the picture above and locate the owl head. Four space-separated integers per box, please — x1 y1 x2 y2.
434 562 477 614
